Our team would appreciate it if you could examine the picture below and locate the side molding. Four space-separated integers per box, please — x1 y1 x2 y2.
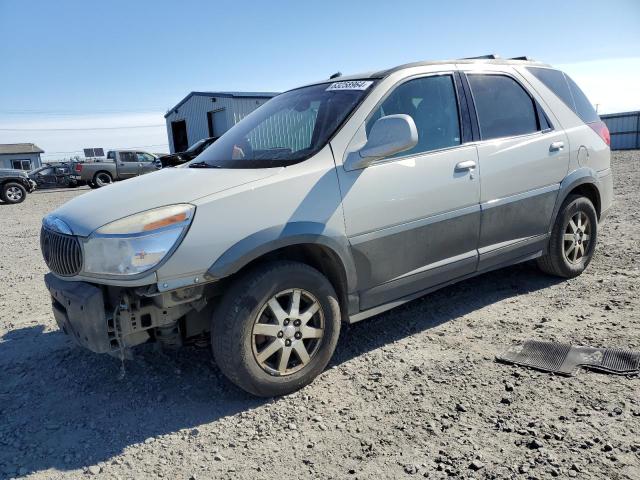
206 222 358 294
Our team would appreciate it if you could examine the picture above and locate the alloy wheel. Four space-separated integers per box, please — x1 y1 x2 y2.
6 186 23 202
251 288 324 376
563 211 591 264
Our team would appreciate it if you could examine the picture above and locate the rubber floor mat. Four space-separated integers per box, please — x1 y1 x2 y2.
497 340 640 376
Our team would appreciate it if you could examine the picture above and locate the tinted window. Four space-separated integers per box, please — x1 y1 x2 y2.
468 75 538 140
565 74 599 123
120 152 137 162
366 75 461 156
527 67 599 124
526 67 574 110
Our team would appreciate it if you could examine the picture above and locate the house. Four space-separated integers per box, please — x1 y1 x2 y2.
164 91 278 153
0 143 44 170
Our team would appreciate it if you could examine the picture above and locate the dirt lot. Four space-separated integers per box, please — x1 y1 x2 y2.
1 152 638 480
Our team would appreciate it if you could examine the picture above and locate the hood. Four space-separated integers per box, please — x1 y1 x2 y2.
0 168 27 177
51 166 281 236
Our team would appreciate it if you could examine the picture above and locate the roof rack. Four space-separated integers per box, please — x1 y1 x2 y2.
509 56 534 61
460 54 500 60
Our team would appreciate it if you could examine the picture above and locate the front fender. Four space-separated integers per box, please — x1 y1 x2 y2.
207 221 358 293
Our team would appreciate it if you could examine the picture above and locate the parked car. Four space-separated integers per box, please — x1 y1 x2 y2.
73 150 160 188
29 163 79 188
158 137 218 168
0 168 37 204
41 56 613 397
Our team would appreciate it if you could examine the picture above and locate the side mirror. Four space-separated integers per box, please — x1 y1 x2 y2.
345 114 418 171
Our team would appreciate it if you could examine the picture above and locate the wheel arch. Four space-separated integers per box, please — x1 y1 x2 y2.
550 168 603 232
207 223 358 319
93 170 113 181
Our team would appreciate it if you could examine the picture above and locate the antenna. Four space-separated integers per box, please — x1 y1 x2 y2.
329 72 342 79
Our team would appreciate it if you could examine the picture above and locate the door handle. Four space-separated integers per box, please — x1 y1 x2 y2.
549 141 564 152
454 160 476 172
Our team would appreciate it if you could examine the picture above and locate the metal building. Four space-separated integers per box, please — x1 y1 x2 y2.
600 111 640 150
164 91 278 153
0 143 44 170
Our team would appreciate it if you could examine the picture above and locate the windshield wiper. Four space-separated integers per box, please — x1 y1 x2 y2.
188 161 221 169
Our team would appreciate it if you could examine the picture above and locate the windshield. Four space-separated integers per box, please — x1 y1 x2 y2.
186 138 207 153
192 81 375 168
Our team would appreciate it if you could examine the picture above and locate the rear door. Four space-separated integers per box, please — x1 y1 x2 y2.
460 67 570 270
336 72 481 310
116 152 139 178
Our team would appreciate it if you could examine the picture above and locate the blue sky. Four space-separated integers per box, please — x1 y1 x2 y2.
0 0 638 159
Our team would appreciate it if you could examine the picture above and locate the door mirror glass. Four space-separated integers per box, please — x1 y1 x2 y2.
346 114 418 170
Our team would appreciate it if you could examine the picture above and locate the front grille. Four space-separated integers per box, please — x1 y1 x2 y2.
40 227 83 276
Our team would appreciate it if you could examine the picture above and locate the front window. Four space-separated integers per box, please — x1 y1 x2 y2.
193 81 375 168
365 74 461 157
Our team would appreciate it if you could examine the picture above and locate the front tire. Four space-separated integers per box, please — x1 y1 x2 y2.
1 182 27 204
537 195 598 278
211 261 341 397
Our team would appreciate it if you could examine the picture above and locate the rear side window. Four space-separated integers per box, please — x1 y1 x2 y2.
565 74 599 123
467 74 538 140
527 67 599 124
366 74 461 156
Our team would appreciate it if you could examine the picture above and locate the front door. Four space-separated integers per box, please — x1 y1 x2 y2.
336 73 481 310
136 152 159 174
461 71 570 270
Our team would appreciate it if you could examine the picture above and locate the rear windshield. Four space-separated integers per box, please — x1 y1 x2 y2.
526 67 599 124
192 81 375 168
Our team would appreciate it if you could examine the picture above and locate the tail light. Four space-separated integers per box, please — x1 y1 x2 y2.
75 163 83 172
588 121 611 147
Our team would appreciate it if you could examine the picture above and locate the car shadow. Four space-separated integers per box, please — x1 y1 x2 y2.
0 262 560 477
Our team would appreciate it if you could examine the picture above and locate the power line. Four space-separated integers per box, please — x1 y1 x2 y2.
0 124 166 132
41 143 170 155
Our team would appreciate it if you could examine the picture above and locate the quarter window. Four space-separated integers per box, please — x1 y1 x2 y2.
526 67 599 124
467 74 539 140
366 75 461 157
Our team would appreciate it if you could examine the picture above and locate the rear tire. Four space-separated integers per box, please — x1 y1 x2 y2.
537 195 598 278
93 172 113 188
211 261 341 397
1 182 27 204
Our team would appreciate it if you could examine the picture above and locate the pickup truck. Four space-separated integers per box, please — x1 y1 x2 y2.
73 150 160 188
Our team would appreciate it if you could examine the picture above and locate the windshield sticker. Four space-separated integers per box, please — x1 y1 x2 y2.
326 80 373 91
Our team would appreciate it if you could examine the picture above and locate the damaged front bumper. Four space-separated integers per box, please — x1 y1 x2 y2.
45 273 117 353
44 273 210 354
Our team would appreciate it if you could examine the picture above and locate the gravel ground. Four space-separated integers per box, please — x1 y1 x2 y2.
1 152 639 480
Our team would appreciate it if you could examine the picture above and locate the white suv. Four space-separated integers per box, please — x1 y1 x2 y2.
41 56 613 396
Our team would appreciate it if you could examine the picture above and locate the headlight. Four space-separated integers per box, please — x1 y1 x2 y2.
82 204 195 276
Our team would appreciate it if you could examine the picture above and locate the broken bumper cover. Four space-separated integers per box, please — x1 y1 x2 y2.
44 273 114 353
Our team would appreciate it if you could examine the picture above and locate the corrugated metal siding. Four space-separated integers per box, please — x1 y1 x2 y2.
248 108 317 152
164 95 271 153
601 111 640 150
0 153 41 169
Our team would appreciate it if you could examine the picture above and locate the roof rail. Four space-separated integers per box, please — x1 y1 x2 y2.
461 54 500 60
509 56 534 61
